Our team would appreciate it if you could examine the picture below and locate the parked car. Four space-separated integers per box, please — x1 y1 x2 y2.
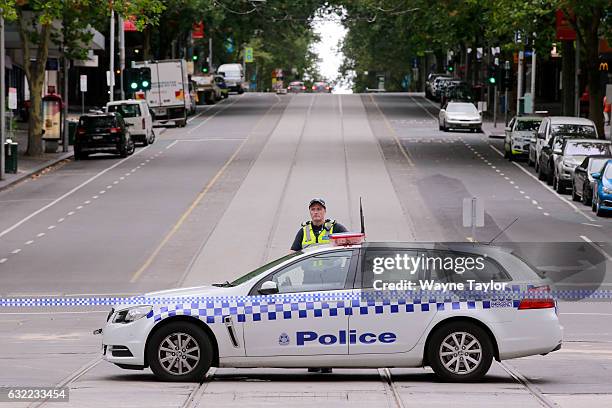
287 81 307 93
75 113 135 160
591 160 612 216
192 74 222 105
439 101 482 132
214 75 229 99
312 81 332 93
440 81 472 107
427 75 452 100
105 100 155 146
553 140 611 192
572 155 612 204
504 116 543 161
433 77 456 100
534 116 598 176
217 63 244 94
426 73 450 99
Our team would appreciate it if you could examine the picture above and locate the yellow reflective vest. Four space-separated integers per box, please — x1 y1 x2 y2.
301 220 335 248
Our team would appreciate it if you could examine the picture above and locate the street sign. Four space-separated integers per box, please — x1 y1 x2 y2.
8 88 17 110
244 47 254 63
80 75 87 93
192 22 205 39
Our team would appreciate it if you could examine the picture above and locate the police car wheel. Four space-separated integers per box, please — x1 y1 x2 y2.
427 322 493 382
147 322 213 382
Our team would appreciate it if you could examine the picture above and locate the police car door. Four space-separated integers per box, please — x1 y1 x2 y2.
244 249 358 357
349 248 438 355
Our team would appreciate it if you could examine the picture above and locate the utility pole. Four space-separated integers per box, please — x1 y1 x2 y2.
575 40 580 117
0 10 5 180
208 37 213 73
516 51 524 115
119 15 125 100
530 49 536 108
62 48 69 152
504 60 510 125
109 10 115 102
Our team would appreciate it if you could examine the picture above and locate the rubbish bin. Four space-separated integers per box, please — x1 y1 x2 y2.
68 120 78 146
4 139 18 174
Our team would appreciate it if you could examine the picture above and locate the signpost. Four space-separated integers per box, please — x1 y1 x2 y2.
244 47 254 63
463 197 484 242
80 75 87 114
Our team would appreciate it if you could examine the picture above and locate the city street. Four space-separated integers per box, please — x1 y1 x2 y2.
1 92 612 407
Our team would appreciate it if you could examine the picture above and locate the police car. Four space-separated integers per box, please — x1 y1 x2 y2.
100 234 562 382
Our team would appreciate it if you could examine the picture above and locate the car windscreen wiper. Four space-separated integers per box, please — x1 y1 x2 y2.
212 281 235 287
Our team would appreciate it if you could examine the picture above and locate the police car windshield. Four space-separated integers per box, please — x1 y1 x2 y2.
230 252 303 286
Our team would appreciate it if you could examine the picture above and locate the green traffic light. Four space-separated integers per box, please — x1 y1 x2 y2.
202 67 208 73
130 82 138 89
142 80 149 88
489 77 496 84
192 55 198 61
448 67 454 72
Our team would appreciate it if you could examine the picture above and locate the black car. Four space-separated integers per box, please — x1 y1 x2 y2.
572 155 612 205
75 113 135 160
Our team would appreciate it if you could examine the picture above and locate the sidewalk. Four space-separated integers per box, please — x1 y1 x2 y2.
1 121 74 192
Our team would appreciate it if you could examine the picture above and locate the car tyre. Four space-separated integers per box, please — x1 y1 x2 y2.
546 167 554 185
142 134 149 147
592 193 598 212
572 184 580 201
147 321 213 382
537 161 546 181
596 196 606 216
583 186 591 206
150 130 156 144
427 322 493 382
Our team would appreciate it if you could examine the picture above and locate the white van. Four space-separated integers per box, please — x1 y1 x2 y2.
217 63 244 94
106 100 155 146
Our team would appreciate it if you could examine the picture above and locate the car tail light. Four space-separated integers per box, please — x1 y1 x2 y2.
77 127 86 135
326 86 330 90
302 86 306 90
287 86 291 90
312 86 316 90
518 285 555 310
142 118 145 129
110 127 121 134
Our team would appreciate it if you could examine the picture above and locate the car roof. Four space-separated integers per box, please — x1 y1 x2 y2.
107 99 144 105
566 139 610 144
548 116 595 125
515 116 542 121
80 113 116 118
447 101 475 106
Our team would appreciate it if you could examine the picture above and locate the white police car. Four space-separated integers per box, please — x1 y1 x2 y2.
101 234 562 382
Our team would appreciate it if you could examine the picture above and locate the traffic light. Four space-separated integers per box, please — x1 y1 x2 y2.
487 64 498 85
139 67 151 91
201 67 209 73
123 68 139 93
448 66 454 72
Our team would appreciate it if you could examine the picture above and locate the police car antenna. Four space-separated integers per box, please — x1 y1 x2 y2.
360 197 366 236
486 217 519 245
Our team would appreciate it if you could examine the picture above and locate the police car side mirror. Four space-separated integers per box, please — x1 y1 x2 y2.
258 281 278 295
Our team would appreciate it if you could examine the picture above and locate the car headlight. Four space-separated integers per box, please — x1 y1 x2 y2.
112 305 152 324
603 187 612 194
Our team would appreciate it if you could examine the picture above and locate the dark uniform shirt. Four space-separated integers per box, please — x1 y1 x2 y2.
290 221 348 251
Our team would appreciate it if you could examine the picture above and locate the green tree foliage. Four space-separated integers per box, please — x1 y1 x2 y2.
7 0 164 156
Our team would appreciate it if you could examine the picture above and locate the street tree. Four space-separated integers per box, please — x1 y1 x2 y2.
11 0 163 157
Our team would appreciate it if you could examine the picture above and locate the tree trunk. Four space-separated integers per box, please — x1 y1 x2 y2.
27 79 44 156
143 26 152 60
561 41 575 116
582 13 604 138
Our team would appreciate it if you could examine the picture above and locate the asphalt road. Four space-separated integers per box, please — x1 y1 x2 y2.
0 92 611 407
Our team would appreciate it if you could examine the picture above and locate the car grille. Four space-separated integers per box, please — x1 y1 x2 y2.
603 200 612 207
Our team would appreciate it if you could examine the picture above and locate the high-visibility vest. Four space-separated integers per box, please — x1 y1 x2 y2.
301 220 336 248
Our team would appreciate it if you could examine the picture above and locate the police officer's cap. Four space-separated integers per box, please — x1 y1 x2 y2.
309 198 326 209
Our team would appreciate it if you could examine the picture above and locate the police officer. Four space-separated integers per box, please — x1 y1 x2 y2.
291 198 347 374
291 198 348 252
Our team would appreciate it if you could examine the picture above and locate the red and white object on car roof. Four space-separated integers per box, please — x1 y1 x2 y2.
330 232 365 246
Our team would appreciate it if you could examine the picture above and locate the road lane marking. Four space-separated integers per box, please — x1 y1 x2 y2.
0 146 151 240
37 232 45 237
25 240 34 245
11 249 21 254
186 96 242 135
489 144 595 222
369 94 415 167
582 222 602 227
409 95 438 120
132 96 280 283
580 235 612 262
48 225 55 230
0 258 7 263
